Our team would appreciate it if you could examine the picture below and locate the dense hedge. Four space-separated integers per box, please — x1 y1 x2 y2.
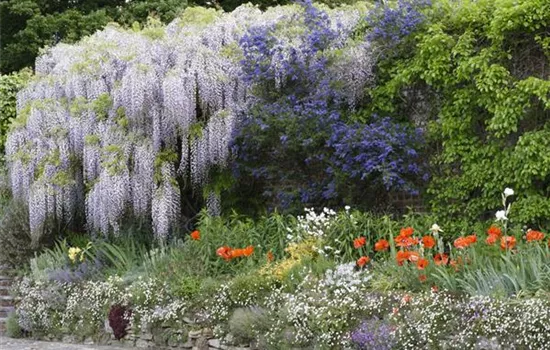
370 0 550 226
0 69 32 158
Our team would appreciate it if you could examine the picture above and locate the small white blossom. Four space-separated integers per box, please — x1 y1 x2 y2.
504 188 514 197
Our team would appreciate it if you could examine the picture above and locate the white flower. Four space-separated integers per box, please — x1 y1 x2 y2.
495 210 508 221
344 205 351 211
504 188 514 197
430 223 443 233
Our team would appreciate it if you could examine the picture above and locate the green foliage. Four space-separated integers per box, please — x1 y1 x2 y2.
0 199 37 268
0 69 32 157
370 0 550 225
5 312 23 338
229 307 269 343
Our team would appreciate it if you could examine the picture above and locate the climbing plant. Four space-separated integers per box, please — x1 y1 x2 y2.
369 0 550 225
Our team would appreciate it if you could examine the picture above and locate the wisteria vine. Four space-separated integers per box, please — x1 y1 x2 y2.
6 1 426 238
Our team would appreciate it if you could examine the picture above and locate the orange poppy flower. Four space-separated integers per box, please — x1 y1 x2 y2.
267 251 274 262
422 235 436 249
396 250 409 266
374 239 390 252
216 246 232 261
486 234 498 245
400 227 414 237
190 230 200 240
419 274 427 282
500 236 516 250
526 230 544 242
402 294 412 303
407 251 420 262
395 236 419 248
434 253 449 266
230 248 243 258
454 235 476 249
449 257 462 271
431 285 438 293
416 258 429 270
357 256 370 267
354 236 366 249
244 245 254 257
487 225 502 237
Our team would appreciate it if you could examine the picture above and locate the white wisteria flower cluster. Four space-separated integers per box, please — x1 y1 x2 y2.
6 4 376 240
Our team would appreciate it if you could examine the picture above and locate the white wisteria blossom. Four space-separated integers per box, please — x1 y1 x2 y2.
6 4 377 239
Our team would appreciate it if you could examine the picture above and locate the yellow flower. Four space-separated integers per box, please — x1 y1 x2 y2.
68 247 82 263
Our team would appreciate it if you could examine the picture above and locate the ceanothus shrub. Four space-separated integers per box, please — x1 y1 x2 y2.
231 0 425 212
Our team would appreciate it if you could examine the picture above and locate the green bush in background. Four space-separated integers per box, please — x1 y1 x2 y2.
370 0 550 226
0 69 32 157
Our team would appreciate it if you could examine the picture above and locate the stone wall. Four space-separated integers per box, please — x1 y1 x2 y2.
54 324 255 350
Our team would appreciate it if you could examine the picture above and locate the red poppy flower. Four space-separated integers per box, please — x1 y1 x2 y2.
454 235 476 249
407 251 420 262
230 248 243 258
400 227 414 237
487 225 502 237
526 230 544 242
486 234 498 245
419 274 427 282
500 236 516 250
244 245 254 257
357 256 370 267
416 258 429 270
374 239 390 252
396 250 409 266
434 253 449 266
422 235 436 249
216 246 232 261
190 230 200 240
395 236 419 248
354 236 366 249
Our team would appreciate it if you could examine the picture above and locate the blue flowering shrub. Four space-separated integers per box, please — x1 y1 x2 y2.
230 0 426 213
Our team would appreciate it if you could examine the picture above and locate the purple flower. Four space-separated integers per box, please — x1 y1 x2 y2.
350 318 396 350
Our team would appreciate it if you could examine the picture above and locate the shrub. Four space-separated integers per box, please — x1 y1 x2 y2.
0 199 36 267
228 307 269 343
370 0 550 225
0 69 32 157
232 0 425 213
5 312 23 339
